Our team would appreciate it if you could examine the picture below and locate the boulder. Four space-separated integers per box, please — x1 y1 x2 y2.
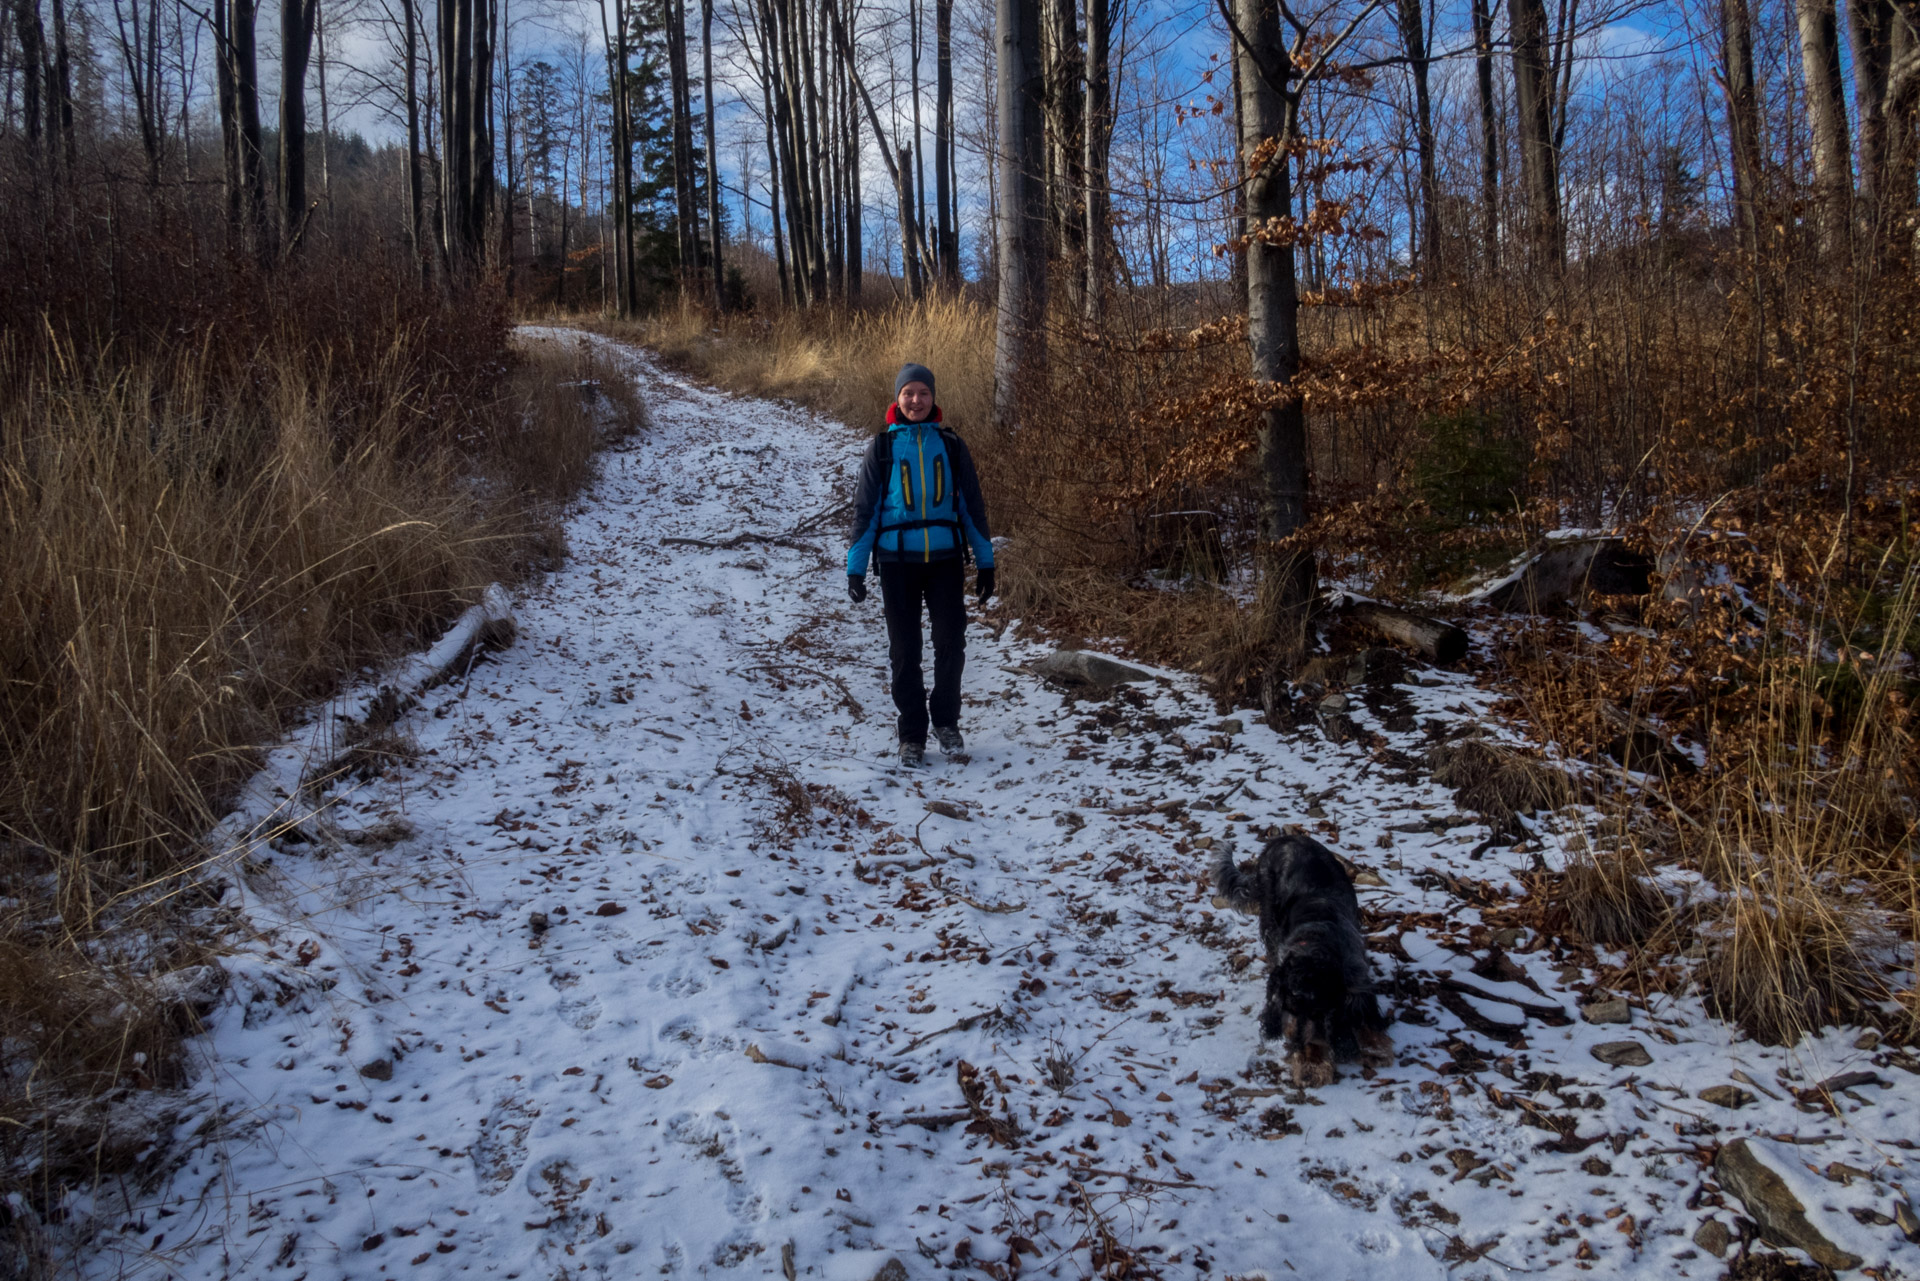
1715 1137 1863 1271
1589 1040 1653 1067
1697 1084 1754 1110
1580 999 1631 1025
1692 1218 1731 1258
1033 650 1151 690
1459 534 1653 612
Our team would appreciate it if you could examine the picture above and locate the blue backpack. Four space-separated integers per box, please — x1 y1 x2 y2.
874 424 966 561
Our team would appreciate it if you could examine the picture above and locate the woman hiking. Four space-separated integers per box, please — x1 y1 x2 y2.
846 363 996 768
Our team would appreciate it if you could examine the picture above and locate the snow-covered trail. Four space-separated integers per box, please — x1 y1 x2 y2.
85 331 1916 1281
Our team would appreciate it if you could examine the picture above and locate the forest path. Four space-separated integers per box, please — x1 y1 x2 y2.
83 330 1911 1281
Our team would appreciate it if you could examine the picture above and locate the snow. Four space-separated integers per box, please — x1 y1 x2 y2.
79 329 1920 1280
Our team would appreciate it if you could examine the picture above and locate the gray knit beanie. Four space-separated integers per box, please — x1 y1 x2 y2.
894 363 936 399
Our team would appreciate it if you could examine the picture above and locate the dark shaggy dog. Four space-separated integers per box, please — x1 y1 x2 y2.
1212 834 1393 1086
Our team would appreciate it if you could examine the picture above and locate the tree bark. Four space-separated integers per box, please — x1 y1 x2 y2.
702 0 724 310
935 0 957 284
993 0 1047 429
227 0 269 253
1796 0 1853 256
403 0 425 279
1511 0 1563 269
280 0 319 243
1084 0 1110 319
1345 602 1468 664
14 0 46 156
1720 0 1762 253
49 0 74 168
1394 0 1439 270
1471 0 1499 269
1232 0 1315 634
1045 0 1083 305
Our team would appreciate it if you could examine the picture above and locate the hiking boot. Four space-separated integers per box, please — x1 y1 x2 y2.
933 725 966 754
899 740 926 768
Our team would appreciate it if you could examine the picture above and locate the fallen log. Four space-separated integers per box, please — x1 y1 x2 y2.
1458 534 1654 612
1344 601 1470 666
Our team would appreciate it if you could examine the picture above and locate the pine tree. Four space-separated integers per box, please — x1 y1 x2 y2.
619 0 707 305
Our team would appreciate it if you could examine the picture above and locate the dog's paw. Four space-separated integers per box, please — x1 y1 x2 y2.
1287 1050 1336 1089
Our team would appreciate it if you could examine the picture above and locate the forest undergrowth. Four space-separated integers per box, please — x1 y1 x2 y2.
0 195 647 1247
618 247 1919 1056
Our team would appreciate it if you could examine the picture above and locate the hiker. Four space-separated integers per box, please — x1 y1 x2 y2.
846 363 996 768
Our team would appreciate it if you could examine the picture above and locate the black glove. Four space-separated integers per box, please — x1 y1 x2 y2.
848 574 868 603
975 566 996 602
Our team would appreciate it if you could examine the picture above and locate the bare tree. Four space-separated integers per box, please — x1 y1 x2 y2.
1392 0 1437 269
1795 0 1850 255
1511 0 1562 267
1470 0 1499 268
279 0 319 241
993 0 1046 428
1719 0 1761 253
702 0 723 309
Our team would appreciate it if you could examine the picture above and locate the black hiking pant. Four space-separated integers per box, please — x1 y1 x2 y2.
878 557 967 745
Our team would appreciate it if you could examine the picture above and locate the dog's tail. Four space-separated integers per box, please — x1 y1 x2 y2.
1211 845 1261 913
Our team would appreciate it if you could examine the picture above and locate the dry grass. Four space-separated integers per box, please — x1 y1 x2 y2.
0 320 641 1234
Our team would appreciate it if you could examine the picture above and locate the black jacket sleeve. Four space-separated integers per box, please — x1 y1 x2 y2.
846 432 890 575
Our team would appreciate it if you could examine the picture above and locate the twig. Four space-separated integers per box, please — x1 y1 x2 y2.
1071 1167 1216 1191
744 1043 811 1071
789 499 852 535
895 1008 1001 1056
880 1111 973 1129
661 532 815 552
745 663 865 720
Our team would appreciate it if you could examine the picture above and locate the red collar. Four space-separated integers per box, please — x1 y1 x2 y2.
886 404 943 426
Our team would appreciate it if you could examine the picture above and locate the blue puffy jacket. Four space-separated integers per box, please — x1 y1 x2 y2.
846 406 995 574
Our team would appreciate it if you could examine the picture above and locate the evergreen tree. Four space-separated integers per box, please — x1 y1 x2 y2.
618 0 706 304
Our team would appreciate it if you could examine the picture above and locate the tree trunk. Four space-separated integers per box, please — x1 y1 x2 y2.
899 144 925 298
1471 0 1499 269
598 0 632 313
1796 0 1853 255
12 0 45 158
702 0 723 310
754 4 792 305
230 0 269 253
992 0 1047 429
280 0 318 244
935 0 957 284
1045 0 1083 306
49 0 73 168
1720 0 1762 253
1084 0 1110 319
1232 0 1315 634
667 0 697 288
1345 602 1469 664
1511 0 1563 269
403 0 425 279
1394 0 1439 270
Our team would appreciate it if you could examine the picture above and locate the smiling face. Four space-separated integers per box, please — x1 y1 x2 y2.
896 380 933 422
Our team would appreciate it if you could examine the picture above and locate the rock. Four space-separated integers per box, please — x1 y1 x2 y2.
1581 1156 1613 1177
924 800 970 821
1854 1030 1881 1051
1053 810 1084 832
1822 1162 1872 1185
1697 1084 1755 1109
1715 1137 1863 1270
1692 1218 1731 1258
1581 999 1631 1025
871 1259 910 1281
1352 869 1386 887
1589 1040 1653 1067
1317 693 1351 715
1033 650 1151 690
359 1058 394 1082
1219 718 1245 736
1895 1197 1920 1243
529 911 549 934
1489 927 1525 949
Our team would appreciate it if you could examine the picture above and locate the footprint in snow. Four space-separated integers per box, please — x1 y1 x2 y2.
554 994 601 1030
471 1093 539 1196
